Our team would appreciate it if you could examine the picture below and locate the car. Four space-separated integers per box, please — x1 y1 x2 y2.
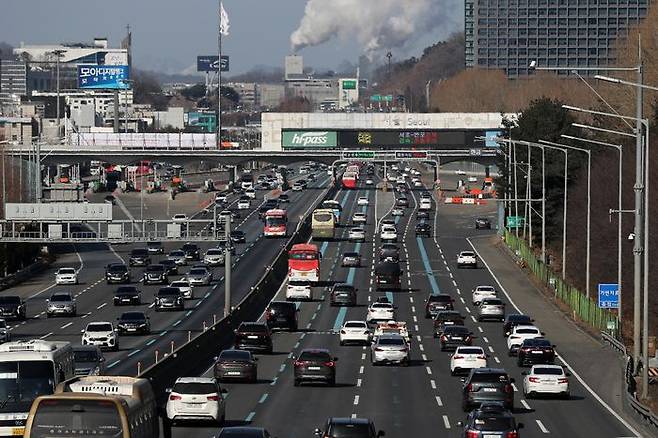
472 285 497 306
46 291 76 317
425 294 455 318
170 280 193 299
172 213 188 222
413 180 423 187
373 321 410 343
455 169 466 175
330 283 357 307
265 301 298 331
357 196 369 206
204 248 225 266
286 280 313 301
450 346 488 375
348 227 366 242
338 321 371 346
143 264 168 285
0 320 9 344
341 252 361 267
396 197 409 207
380 219 396 229
218 240 236 256
370 333 410 366
419 198 432 210
182 243 201 261
186 266 212 286
457 403 522 436
416 211 430 222
507 325 544 356
503 314 535 337
379 244 400 262
440 325 474 351
155 287 185 311
81 321 118 351
215 193 229 203
105 263 130 284
365 179 374 186
433 311 465 337
392 208 404 216
462 368 515 411
477 297 505 322
292 182 304 191
72 345 106 376
168 250 187 266
517 338 556 366
104 194 116 205
146 241 164 254
214 349 258 383
366 302 395 323
160 259 179 275
245 188 257 199
128 248 151 267
475 217 492 229
293 348 337 386
234 322 273 353
352 212 367 224
116 311 150 335
113 285 142 306
237 198 251 209
165 377 226 424
0 296 25 321
457 250 478 268
278 194 290 203
415 222 431 237
55 267 78 285
380 225 397 242
230 230 246 243
314 418 384 438
523 364 570 398
219 210 237 224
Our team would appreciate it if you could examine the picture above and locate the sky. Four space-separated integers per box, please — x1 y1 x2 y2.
0 0 463 76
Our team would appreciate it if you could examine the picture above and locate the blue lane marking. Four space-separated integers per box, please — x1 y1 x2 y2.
245 412 256 422
108 360 121 368
146 339 156 346
159 330 169 337
173 320 182 327
320 241 329 256
417 236 440 294
128 349 141 357
295 302 301 310
386 291 394 303
258 393 269 404
333 307 348 332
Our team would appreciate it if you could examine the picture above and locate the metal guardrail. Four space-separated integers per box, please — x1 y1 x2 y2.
601 331 627 355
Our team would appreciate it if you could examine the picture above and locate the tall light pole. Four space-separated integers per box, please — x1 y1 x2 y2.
51 50 65 139
120 79 134 133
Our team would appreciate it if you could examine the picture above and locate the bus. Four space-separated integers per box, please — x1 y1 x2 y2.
312 208 336 240
263 209 288 238
322 200 343 224
341 172 357 189
24 376 158 438
288 243 321 283
0 340 75 437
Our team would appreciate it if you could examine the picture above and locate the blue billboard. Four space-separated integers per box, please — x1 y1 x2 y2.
78 65 130 89
197 56 229 72
485 130 503 147
598 283 619 309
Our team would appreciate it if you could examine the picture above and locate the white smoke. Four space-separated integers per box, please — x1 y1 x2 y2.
290 0 458 57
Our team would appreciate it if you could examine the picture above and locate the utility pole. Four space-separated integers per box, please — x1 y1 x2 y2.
224 216 232 318
52 49 65 139
632 49 643 371
425 80 432 112
386 51 392 80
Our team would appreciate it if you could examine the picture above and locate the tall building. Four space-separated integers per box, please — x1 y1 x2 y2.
0 59 27 111
465 0 650 77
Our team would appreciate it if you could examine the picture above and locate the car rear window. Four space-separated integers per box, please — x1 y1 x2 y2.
377 337 405 346
345 322 366 328
429 295 452 302
120 312 145 321
534 367 564 375
240 323 268 333
328 423 372 437
116 287 136 293
0 296 21 304
158 288 180 296
58 268 76 274
147 265 164 272
472 372 509 383
457 347 484 355
189 269 207 275
445 327 470 335
220 350 251 361
172 383 217 395
516 328 540 334
131 249 148 256
298 351 331 361
50 295 71 302
108 264 127 272
87 323 112 332
482 299 503 305
473 416 514 431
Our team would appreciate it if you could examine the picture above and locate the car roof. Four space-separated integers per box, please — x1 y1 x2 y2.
513 325 540 331
472 367 508 374
175 377 217 384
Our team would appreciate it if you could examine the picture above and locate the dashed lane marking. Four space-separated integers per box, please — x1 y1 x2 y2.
425 366 432 375
97 303 107 310
488 346 495 353
521 399 531 410
536 420 550 434
435 396 443 407
442 415 451 429
430 380 436 389
353 395 360 405
60 322 73 329
258 393 269 404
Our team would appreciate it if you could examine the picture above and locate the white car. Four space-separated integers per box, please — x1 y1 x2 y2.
215 193 228 203
370 334 410 365
204 248 225 266
244 189 256 199
292 183 303 191
237 199 251 210
339 320 371 345
455 169 466 175
219 210 235 223
419 199 432 211
380 225 398 242
468 176 478 183
457 251 477 268
172 214 188 223
523 364 570 399
165 377 226 424
81 322 118 351
413 180 423 188
365 179 374 186
357 197 369 206
450 346 488 375
286 280 312 301
55 267 78 285
366 302 395 323
352 213 367 224
472 285 497 305
373 321 410 343
507 325 543 355
392 208 404 217
170 280 193 299
391 165 399 171
348 227 366 242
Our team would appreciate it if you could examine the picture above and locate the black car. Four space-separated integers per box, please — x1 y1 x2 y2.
159 259 178 276
72 345 105 376
265 301 298 331
128 248 151 267
458 403 523 437
416 211 430 220
154 287 184 311
146 241 164 254
293 348 337 386
433 311 465 337
116 311 150 335
105 263 130 284
143 264 168 285
278 194 289 203
0 296 26 320
113 286 142 306
425 294 455 318
234 322 273 353
439 325 474 351
218 427 272 438
475 217 492 229
517 338 556 366
462 368 515 411
379 244 400 262
330 284 357 307
503 314 535 337
214 349 258 383
181 243 200 261
341 252 361 267
415 222 431 237
314 418 384 438
230 230 246 244
375 261 402 290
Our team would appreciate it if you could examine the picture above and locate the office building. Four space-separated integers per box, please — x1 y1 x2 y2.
465 0 650 77
0 59 27 112
225 82 258 109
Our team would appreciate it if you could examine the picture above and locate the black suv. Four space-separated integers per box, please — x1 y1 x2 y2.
475 217 492 229
116 311 150 335
439 325 474 351
330 284 357 307
503 314 535 337
105 263 130 284
128 248 151 267
113 286 142 306
182 243 200 261
0 296 26 320
425 294 455 318
462 368 515 411
293 348 337 386
415 222 431 237
314 418 384 438
143 264 168 285
379 244 400 262
517 338 555 367
234 322 273 353
147 241 164 254
154 287 184 311
265 301 298 331
458 403 522 436
433 311 465 337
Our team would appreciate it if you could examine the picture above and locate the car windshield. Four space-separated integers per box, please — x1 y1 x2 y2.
345 322 366 328
108 265 127 273
298 351 331 361
329 424 372 437
172 383 217 395
73 350 100 362
445 327 470 335
0 297 21 304
147 242 161 248
461 252 475 257
87 323 112 332
189 269 207 275
289 281 310 287
183 244 198 251
170 251 184 257
58 268 75 275
534 367 564 375
158 288 180 296
378 337 405 346
524 339 551 347
240 324 268 333
473 416 514 431
220 350 251 361
49 295 71 302
131 249 148 256
120 312 145 321
429 295 451 302
206 249 223 255
170 281 189 287
116 287 136 294
343 253 359 258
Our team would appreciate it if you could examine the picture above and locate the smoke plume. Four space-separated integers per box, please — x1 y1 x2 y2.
290 0 458 57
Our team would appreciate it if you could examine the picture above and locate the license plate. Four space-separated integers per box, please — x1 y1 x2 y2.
452 337 462 340
532 351 543 354
444 322 454 325
227 371 241 375
483 388 497 392
12 428 24 436
466 357 476 361
308 366 321 370
247 336 259 339
483 435 500 438
127 328 136 332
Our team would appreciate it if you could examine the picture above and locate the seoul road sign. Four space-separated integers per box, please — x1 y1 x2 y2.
598 283 619 309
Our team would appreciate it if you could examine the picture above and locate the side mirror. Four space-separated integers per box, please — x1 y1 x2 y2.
510 378 516 383
233 329 238 334
552 344 557 348
254 357 259 361
333 357 339 361
541 332 546 336
99 357 106 362
220 388 229 394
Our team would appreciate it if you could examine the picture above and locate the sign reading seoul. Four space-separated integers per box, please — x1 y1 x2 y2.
78 65 130 89
282 131 337 148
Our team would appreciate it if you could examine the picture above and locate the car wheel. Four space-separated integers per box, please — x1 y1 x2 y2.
562 392 570 400
46 313 51 319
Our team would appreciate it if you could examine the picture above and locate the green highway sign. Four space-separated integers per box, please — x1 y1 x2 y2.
282 131 337 148
342 80 357 90
370 95 382 102
342 151 376 159
384 95 393 102
506 216 525 229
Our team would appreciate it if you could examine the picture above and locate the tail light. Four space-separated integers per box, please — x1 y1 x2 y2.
169 394 181 401
453 355 464 359
504 384 514 393
477 355 486 360
507 432 519 438
466 431 479 438
207 395 219 401
528 377 540 383
324 361 335 367
440 335 447 342
466 384 473 391
558 378 569 384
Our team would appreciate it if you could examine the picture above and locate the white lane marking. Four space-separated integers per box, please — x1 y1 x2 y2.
470 315 477 323
512 383 518 392
40 332 53 339
416 335 422 342
536 420 550 434
442 415 451 429
488 346 495 353
359 366 364 374
521 399 531 410
494 356 500 363
419 344 424 352
411 306 416 313
435 396 443 407
357 378 362 387
60 322 73 329
477 326 483 333
425 366 432 375
483 336 489 343
452 279 457 287
465 307 471 313
413 315 418 322
353 395 359 405
430 379 436 389
97 303 107 310
409 296 414 303
361 353 366 360
422 354 428 361
460 297 466 304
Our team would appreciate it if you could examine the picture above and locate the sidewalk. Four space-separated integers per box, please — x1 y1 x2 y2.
469 234 649 437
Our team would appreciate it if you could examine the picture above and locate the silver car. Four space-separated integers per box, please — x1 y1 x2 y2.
203 248 225 266
46 292 77 317
168 250 187 266
370 334 410 366
477 297 506 322
187 267 212 286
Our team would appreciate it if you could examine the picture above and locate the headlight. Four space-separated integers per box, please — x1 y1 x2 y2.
92 366 101 375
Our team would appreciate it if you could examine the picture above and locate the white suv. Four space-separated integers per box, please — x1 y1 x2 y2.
286 280 312 301
457 251 477 268
366 302 395 323
507 325 543 355
450 346 488 375
523 364 570 399
472 285 497 305
380 225 398 242
81 322 118 351
55 267 78 285
166 377 226 424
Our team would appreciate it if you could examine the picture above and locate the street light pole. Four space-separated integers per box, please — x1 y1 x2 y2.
52 50 65 139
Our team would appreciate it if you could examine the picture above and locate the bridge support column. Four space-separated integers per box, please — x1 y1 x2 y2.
485 166 490 178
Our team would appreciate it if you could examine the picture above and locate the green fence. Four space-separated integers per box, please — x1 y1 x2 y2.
503 229 618 332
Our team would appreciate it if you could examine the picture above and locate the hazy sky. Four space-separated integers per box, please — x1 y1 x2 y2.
1 0 462 76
